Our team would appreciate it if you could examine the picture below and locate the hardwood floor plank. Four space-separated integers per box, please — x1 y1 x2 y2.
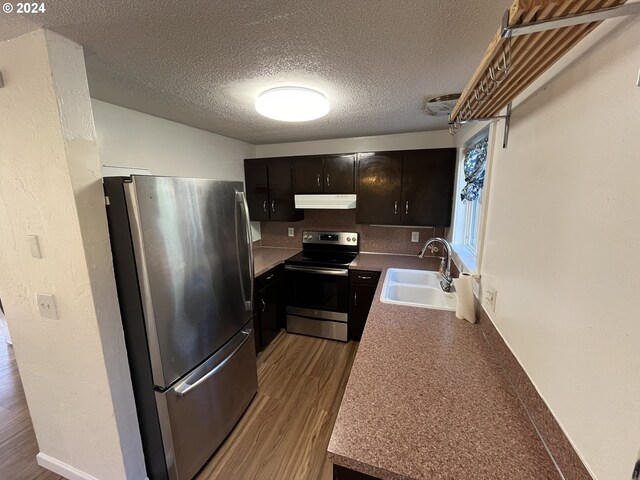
0 341 63 480
0 329 355 480
197 332 358 480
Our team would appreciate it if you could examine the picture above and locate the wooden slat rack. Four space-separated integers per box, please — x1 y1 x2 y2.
449 0 640 147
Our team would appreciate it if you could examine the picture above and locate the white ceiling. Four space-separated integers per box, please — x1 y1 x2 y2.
0 0 510 144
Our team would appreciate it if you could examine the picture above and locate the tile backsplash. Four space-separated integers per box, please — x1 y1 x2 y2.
259 209 448 255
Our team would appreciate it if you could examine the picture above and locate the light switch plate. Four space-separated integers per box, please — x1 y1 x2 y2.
36 293 58 319
27 235 42 258
411 232 420 242
287 227 294 237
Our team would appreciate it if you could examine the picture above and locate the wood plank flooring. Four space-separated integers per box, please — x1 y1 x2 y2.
197 332 358 480
0 331 356 480
0 339 63 480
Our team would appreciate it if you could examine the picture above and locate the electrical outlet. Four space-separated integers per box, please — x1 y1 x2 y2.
411 231 420 242
287 227 294 237
36 293 58 319
485 286 497 312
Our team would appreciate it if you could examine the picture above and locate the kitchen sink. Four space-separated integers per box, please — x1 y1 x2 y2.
386 268 441 288
380 268 456 310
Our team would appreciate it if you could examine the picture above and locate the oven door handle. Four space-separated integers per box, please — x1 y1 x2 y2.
284 265 349 276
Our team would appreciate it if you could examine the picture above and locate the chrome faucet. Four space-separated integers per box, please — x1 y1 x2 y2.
418 237 453 292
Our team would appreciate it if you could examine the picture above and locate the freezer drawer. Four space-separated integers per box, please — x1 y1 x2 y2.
155 325 258 480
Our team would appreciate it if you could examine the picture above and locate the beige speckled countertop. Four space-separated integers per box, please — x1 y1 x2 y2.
253 246 300 278
328 255 559 480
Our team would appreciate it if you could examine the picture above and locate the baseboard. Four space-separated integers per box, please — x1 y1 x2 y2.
37 453 151 480
36 453 102 480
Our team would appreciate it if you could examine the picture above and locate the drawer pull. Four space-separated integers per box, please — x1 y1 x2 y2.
357 275 372 280
265 274 274 281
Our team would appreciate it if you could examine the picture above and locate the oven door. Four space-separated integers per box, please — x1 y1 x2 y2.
284 265 350 341
285 265 349 314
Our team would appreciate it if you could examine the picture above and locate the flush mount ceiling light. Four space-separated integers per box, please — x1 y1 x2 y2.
255 87 330 122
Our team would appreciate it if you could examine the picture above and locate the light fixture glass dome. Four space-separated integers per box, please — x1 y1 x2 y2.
255 87 330 122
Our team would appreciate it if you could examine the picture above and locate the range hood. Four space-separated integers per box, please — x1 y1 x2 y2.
294 194 357 209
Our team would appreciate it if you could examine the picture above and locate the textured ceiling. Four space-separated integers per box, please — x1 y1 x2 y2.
0 0 511 144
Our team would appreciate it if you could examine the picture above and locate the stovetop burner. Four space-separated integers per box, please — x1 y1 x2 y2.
285 230 359 268
285 251 357 269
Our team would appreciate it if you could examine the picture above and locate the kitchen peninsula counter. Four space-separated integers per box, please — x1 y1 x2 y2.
328 255 559 480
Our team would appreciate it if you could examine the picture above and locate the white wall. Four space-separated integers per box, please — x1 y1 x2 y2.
456 16 640 480
0 30 146 479
92 100 261 239
253 130 454 157
93 99 254 180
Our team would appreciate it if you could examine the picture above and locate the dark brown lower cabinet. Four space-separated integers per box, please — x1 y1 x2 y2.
334 465 381 480
255 265 284 351
348 270 381 341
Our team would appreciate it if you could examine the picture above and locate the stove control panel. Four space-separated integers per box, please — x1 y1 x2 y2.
302 231 358 246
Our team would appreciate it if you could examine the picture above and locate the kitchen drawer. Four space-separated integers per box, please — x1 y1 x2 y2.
256 264 283 290
349 270 380 286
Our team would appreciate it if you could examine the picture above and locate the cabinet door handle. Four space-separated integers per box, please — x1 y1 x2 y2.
260 299 266 312
405 201 409 214
394 201 398 214
317 174 321 187
263 200 267 212
357 275 372 280
271 200 275 212
353 292 357 306
326 173 330 187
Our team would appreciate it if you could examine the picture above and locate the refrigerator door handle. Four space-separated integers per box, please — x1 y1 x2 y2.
174 327 253 398
236 191 254 312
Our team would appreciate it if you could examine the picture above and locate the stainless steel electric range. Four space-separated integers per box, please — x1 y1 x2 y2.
284 231 359 342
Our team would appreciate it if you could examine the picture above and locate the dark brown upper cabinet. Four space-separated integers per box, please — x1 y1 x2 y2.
401 149 456 226
355 152 403 225
244 158 304 222
356 149 456 227
244 159 270 221
292 155 355 194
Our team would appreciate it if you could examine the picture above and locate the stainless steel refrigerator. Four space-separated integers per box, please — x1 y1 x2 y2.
104 175 257 480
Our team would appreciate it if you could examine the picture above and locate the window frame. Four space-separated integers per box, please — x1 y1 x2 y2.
451 126 493 274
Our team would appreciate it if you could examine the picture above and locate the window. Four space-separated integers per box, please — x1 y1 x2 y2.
463 190 482 255
452 129 489 271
